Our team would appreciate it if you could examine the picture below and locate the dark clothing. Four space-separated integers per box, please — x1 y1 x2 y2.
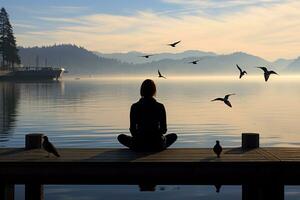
130 97 167 138
118 133 177 152
118 97 177 151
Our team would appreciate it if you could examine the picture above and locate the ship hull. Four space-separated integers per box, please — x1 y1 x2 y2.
0 68 64 81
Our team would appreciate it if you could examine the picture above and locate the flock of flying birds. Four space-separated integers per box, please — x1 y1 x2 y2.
152 40 279 162
42 40 280 162
141 40 279 108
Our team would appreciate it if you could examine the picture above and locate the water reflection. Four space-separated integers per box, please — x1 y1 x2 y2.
0 82 20 141
2 78 300 147
0 81 64 144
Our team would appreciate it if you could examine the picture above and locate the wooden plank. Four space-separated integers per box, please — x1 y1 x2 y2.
0 148 269 162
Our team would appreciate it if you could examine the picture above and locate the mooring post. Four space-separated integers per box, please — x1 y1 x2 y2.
242 184 284 200
0 184 14 200
241 133 284 200
25 133 44 150
242 133 259 150
25 184 44 200
25 133 44 200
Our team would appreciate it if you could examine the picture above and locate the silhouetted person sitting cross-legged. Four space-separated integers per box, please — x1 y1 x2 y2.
118 79 177 152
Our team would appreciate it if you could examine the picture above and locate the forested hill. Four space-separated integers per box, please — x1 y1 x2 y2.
18 44 134 74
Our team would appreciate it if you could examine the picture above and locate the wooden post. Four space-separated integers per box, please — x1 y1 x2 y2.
25 184 44 200
25 133 44 150
242 184 284 200
242 133 282 200
25 133 44 200
0 184 14 200
242 133 259 150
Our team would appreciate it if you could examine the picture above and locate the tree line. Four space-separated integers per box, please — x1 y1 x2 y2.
0 7 20 68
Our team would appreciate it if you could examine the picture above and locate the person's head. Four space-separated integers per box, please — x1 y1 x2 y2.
140 79 156 98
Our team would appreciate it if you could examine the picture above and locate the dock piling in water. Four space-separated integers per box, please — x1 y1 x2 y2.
0 184 14 200
25 133 44 200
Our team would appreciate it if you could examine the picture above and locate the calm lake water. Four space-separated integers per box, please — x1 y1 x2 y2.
1 75 300 199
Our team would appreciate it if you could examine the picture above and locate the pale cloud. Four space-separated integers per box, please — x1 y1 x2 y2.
163 0 285 9
38 17 86 25
49 5 89 13
16 0 300 60
14 23 37 29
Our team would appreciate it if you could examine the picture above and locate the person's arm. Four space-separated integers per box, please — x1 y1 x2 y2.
160 104 167 135
129 104 138 137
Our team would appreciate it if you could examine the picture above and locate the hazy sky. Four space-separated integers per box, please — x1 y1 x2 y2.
2 0 300 60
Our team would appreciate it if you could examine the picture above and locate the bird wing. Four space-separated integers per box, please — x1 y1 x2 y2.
270 70 278 75
224 93 235 100
158 70 162 76
224 100 232 107
211 98 224 102
236 64 242 73
48 142 60 157
140 54 154 58
257 66 268 73
173 40 181 45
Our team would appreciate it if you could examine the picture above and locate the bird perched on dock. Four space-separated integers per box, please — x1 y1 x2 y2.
167 40 181 47
211 94 235 108
213 140 222 158
43 136 60 157
189 60 200 64
158 69 167 79
257 66 278 82
236 64 247 79
140 54 155 58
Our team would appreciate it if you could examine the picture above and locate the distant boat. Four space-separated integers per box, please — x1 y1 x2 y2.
0 66 65 81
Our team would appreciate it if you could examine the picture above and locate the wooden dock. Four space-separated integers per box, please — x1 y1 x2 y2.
0 147 300 185
0 133 298 200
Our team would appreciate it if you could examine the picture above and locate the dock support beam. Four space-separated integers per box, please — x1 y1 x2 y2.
25 184 44 200
241 133 284 200
25 133 44 200
242 184 284 200
0 184 14 200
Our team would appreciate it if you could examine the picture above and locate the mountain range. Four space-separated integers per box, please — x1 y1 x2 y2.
94 50 217 64
18 44 300 75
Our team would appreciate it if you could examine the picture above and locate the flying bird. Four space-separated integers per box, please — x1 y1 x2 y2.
211 94 235 108
213 140 223 158
43 136 60 157
189 60 200 64
257 66 278 82
167 40 181 47
158 69 166 79
140 54 155 58
236 64 247 79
